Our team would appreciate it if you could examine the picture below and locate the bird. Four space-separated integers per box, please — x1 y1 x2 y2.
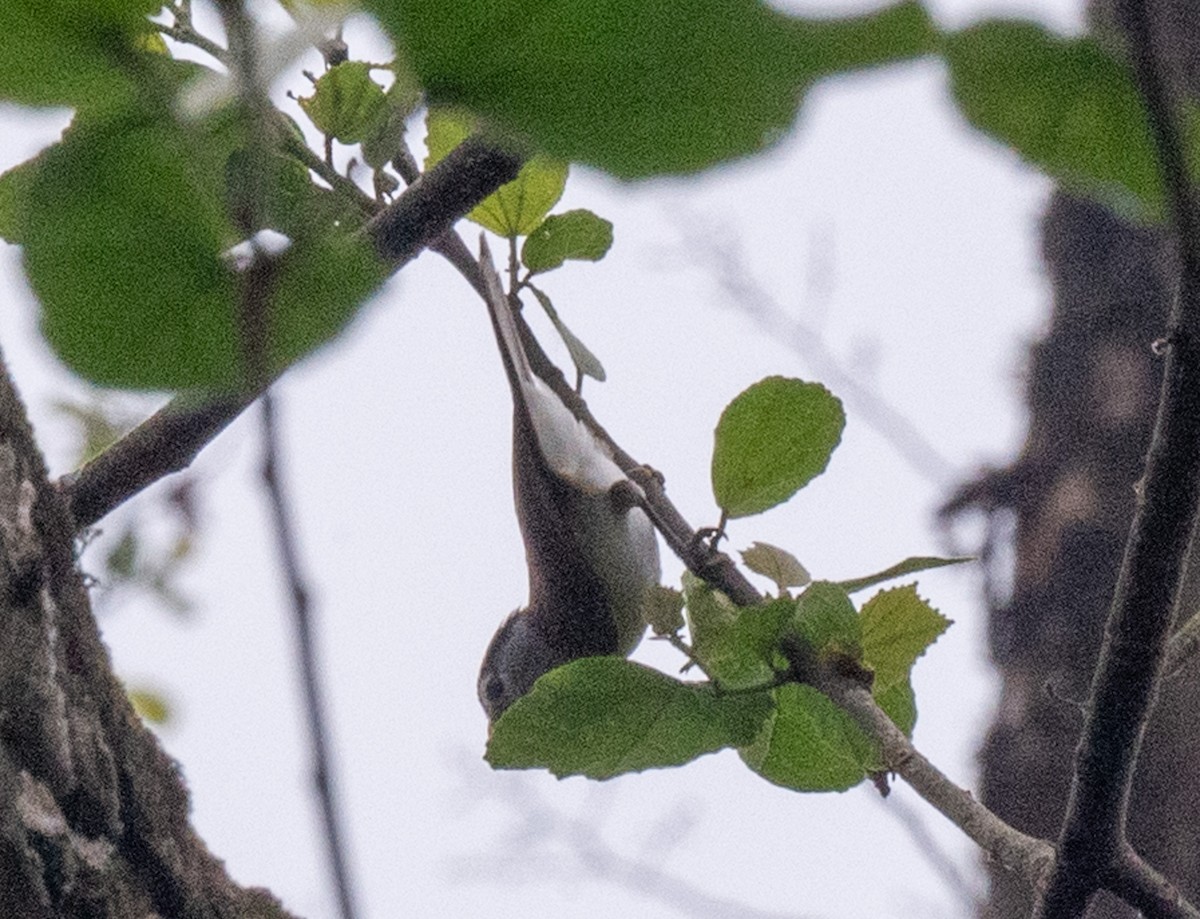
475 238 661 722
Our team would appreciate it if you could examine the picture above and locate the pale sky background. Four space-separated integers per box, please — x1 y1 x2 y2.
0 0 1085 916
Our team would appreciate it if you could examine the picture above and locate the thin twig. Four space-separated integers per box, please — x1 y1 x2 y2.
153 1 230 64
1104 848 1200 919
1036 2 1200 916
216 3 359 914
817 676 1056 888
678 223 960 489
260 393 359 919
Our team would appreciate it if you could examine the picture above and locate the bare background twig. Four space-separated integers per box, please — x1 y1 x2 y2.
444 752 820 919
212 3 366 911
677 220 960 489
260 393 360 919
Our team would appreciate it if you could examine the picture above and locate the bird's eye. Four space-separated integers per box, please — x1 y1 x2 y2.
483 674 506 705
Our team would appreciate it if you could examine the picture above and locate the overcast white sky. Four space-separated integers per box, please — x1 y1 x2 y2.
0 1 1084 916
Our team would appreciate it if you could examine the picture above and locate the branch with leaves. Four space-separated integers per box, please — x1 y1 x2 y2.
4 0 1200 917
59 134 521 530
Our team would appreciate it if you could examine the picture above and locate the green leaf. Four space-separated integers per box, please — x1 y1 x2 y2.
128 688 171 725
873 679 917 737
838 555 972 594
362 107 407 171
263 230 387 376
684 575 792 689
860 585 950 736
528 287 606 383
486 658 773 779
361 72 422 170
422 106 474 164
0 156 39 245
741 683 878 792
3 57 218 247
26 114 238 388
226 146 361 240
944 21 1164 221
682 572 738 659
521 209 613 273
0 0 165 111
642 584 685 637
741 541 811 592
793 581 861 660
859 585 950 687
425 108 567 236
468 158 568 238
25 109 385 390
711 377 845 518
298 61 389 144
707 600 794 690
377 0 935 178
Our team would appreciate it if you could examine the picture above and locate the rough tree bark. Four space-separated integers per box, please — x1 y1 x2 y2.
0 357 295 917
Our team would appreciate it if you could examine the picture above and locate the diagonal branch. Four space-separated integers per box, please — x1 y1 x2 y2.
817 675 1056 889
59 391 257 531
1035 2 1200 916
1105 849 1200 919
425 230 764 607
59 137 522 530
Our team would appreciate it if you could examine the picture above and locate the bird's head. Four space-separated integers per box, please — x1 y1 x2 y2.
477 609 560 722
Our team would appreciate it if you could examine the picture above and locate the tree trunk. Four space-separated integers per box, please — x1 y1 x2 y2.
0 355 294 918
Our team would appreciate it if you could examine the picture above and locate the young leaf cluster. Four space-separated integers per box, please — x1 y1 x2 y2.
0 6 398 391
487 577 951 792
489 373 956 792
425 107 615 385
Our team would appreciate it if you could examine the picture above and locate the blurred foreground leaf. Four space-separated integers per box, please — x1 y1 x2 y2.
945 21 1165 221
378 0 936 177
